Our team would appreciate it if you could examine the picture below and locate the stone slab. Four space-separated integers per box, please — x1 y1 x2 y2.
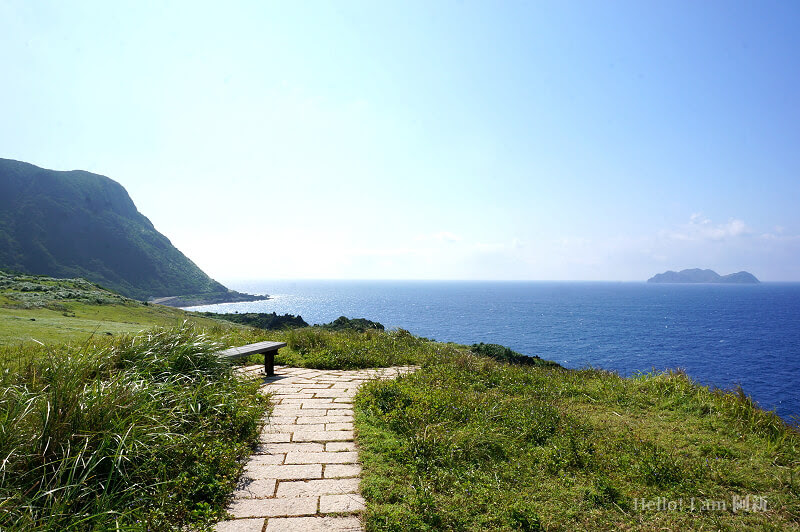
266 423 326 432
325 441 357 452
259 432 292 443
246 454 285 465
264 516 362 532
233 478 277 499
244 464 322 480
228 496 318 518
313 390 356 398
265 416 297 425
296 415 352 424
282 398 334 405
319 494 366 513
284 451 358 464
257 442 325 454
324 464 362 478
306 403 352 410
215 517 265 532
292 430 353 442
275 478 360 498
325 422 354 431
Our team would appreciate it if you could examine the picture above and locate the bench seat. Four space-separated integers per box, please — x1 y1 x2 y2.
217 340 287 376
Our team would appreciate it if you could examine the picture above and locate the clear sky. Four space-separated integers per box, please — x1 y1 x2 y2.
2 1 799 281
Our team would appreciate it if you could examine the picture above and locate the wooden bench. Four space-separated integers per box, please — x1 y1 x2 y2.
217 341 287 376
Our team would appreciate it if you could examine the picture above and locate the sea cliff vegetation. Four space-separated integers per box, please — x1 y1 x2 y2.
196 311 310 330
0 273 797 530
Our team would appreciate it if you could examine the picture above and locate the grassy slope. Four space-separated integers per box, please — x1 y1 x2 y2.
355 354 800 531
0 271 230 346
0 301 225 346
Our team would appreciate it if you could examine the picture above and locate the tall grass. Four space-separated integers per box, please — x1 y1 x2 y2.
0 325 267 530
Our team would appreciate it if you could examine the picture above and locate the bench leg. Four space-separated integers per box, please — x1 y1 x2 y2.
264 352 275 376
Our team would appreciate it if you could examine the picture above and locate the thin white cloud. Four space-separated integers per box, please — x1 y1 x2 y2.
760 232 800 241
662 214 752 242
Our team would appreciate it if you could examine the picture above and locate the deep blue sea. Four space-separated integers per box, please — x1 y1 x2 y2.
189 281 800 421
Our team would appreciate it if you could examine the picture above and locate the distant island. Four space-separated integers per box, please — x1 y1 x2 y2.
0 158 263 305
647 268 760 284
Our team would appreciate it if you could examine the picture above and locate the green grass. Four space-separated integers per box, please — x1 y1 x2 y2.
0 302 228 346
278 327 456 369
355 352 800 531
0 271 237 346
0 326 268 530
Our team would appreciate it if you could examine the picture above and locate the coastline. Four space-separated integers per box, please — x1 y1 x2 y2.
150 290 270 308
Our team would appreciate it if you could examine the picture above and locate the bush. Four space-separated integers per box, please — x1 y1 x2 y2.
470 342 561 367
201 311 309 330
320 316 385 332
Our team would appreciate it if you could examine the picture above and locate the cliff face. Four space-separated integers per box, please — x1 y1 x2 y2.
0 158 227 300
647 268 760 284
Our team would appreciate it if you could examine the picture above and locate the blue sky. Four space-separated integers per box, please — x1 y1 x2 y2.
2 1 799 281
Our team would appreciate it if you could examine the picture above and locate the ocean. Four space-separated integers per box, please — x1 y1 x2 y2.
188 280 800 421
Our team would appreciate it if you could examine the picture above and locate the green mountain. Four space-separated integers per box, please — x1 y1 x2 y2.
0 158 254 301
647 268 760 284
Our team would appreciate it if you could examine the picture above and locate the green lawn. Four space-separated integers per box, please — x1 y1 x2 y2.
0 302 226 346
0 271 234 346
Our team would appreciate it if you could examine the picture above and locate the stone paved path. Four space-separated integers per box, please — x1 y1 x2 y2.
215 365 416 532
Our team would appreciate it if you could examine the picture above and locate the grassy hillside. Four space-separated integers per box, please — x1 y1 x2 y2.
0 158 232 300
355 354 800 531
0 270 229 346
